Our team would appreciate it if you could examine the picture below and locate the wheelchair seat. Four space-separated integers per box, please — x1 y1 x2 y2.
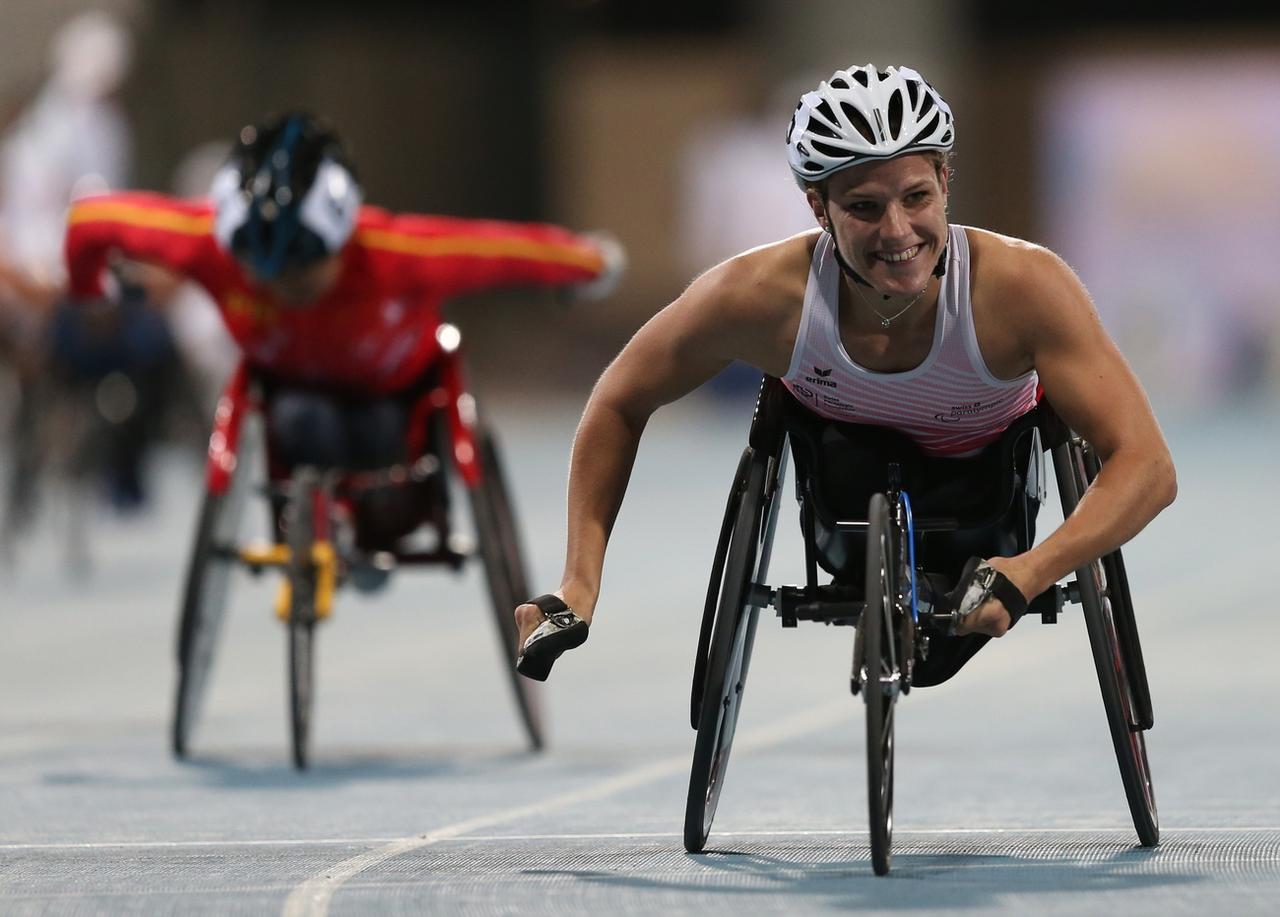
779 390 1068 583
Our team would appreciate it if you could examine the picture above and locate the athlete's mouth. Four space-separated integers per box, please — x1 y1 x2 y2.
874 245 921 264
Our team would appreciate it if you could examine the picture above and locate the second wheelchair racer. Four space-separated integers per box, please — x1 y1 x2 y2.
515 63 1176 681
65 112 624 557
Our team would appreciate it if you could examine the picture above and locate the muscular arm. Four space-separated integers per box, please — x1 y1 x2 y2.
996 246 1177 605
64 192 215 298
553 243 804 619
365 213 610 299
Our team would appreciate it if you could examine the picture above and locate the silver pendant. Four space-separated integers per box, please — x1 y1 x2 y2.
880 318 891 328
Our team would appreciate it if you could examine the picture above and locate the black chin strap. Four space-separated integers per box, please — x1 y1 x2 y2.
823 206 948 287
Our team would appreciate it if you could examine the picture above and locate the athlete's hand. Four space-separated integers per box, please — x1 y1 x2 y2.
953 556 1029 638
514 583 597 649
567 231 626 302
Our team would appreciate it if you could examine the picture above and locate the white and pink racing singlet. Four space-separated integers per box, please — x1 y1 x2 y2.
781 225 1039 457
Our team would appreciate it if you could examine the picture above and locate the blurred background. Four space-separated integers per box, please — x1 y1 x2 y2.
1 7 1279 898
0 0 1277 556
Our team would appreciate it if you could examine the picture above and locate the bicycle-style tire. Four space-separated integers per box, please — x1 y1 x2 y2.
691 450 751 730
1081 445 1154 729
1054 441 1158 847
286 469 320 771
860 493 896 876
172 421 257 759
684 445 786 853
469 426 544 751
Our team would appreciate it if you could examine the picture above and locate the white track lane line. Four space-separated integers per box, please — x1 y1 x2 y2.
280 699 851 917
3 825 1276 852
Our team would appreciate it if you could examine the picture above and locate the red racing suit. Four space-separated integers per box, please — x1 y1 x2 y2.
64 192 607 394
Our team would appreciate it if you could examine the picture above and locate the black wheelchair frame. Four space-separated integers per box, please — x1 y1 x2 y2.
684 377 1157 875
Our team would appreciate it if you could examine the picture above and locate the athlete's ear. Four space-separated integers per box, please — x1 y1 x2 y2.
804 187 829 232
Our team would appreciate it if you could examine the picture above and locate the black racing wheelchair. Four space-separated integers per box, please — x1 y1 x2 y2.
685 377 1157 875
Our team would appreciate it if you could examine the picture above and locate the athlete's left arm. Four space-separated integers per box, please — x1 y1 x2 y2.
364 214 621 300
993 245 1177 608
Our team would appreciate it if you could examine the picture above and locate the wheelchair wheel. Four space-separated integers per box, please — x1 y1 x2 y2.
684 444 786 853
285 469 321 771
1054 441 1158 847
172 420 257 759
860 493 897 876
468 425 544 751
1081 445 1154 730
691 450 751 729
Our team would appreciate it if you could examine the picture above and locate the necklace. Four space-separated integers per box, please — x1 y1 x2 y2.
851 279 930 328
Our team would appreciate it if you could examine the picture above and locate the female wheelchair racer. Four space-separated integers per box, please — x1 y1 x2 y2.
512 64 1174 873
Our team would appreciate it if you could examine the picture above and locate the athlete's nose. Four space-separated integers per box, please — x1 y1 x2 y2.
880 201 910 241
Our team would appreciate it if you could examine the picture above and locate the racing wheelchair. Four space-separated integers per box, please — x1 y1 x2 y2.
685 376 1157 874
171 324 541 769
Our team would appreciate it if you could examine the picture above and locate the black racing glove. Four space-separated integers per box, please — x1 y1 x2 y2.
942 556 1029 635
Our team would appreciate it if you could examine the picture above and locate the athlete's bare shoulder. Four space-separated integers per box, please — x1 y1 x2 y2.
676 230 819 374
965 223 1109 382
966 226 1086 331
692 230 817 313
965 225 1054 279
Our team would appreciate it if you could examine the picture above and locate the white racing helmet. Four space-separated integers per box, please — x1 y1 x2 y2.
786 64 954 185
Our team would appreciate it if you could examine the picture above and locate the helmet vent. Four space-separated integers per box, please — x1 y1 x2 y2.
805 117 838 139
803 160 822 172
838 102 875 143
814 99 838 126
906 80 920 109
853 69 870 87
914 110 940 142
887 90 904 139
938 128 952 144
810 139 851 159
919 92 935 118
829 77 849 90
877 70 890 82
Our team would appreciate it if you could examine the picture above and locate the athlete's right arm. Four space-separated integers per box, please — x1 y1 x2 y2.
543 240 803 625
557 278 734 620
64 192 215 298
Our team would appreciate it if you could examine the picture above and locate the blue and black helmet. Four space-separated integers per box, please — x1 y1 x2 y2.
212 112 362 279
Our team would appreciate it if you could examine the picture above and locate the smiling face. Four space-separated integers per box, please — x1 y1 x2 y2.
805 152 950 297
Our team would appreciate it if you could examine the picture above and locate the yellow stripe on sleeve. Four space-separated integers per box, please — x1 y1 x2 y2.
68 201 214 236
356 227 603 273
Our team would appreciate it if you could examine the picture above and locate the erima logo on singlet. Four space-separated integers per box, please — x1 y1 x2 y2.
803 365 837 388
